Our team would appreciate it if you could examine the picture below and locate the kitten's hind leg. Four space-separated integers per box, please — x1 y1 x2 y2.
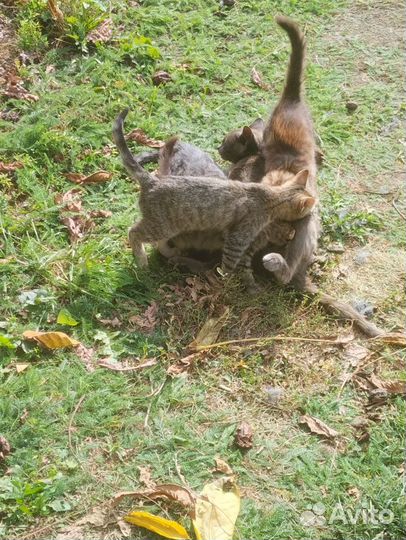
262 252 290 282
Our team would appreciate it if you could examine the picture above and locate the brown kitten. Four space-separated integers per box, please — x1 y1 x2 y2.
113 109 316 288
256 16 320 290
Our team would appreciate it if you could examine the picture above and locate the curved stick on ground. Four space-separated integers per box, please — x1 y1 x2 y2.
303 278 384 338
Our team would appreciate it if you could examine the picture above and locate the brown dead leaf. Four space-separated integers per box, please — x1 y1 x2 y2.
75 344 95 372
3 83 39 102
371 332 406 347
214 457 234 476
116 518 132 537
15 363 30 373
129 302 158 333
235 421 253 449
55 188 83 212
251 67 270 90
126 128 164 148
64 171 112 184
0 436 11 462
369 374 406 395
88 209 112 218
113 483 195 509
0 161 23 174
138 465 156 489
347 487 361 500
61 215 94 243
86 18 113 43
343 343 370 366
98 357 157 371
299 415 339 440
76 507 106 527
99 317 122 328
166 352 200 376
19 409 29 424
188 306 229 351
152 70 172 86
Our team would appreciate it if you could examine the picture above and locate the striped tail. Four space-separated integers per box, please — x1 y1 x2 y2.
112 109 155 189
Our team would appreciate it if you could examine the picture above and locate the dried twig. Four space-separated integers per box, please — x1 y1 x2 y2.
68 395 86 457
392 199 406 220
194 334 354 352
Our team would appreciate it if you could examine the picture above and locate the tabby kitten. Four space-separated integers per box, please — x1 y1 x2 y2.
113 109 316 285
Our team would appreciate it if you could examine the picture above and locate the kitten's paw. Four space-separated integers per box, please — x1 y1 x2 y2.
262 253 292 284
262 253 286 272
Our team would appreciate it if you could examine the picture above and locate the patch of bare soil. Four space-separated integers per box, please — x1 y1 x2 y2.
0 8 18 90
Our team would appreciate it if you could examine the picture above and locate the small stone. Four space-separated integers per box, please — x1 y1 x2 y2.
352 299 375 319
346 101 358 112
264 386 285 404
353 249 370 265
327 243 345 254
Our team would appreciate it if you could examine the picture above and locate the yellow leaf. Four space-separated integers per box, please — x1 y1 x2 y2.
188 307 230 351
23 330 79 349
124 511 190 540
193 478 240 540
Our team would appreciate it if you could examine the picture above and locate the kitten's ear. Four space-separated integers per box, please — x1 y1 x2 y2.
240 126 258 148
249 118 265 131
293 169 309 187
300 196 316 213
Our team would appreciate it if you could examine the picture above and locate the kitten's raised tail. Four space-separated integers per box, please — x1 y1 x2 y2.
303 278 384 338
275 15 305 102
112 108 155 188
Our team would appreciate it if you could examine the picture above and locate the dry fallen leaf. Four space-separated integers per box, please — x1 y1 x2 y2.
347 487 361 500
167 353 200 376
0 161 23 174
126 128 164 148
75 344 95 372
114 484 195 509
125 511 190 540
3 84 39 102
251 67 270 90
61 215 94 243
193 478 240 540
99 317 122 328
0 436 11 462
235 421 253 449
299 415 339 440
343 343 370 366
64 171 112 184
76 507 106 527
188 307 229 351
23 330 79 349
55 188 83 212
214 457 234 476
368 374 406 395
138 465 156 489
15 363 30 374
152 70 172 86
371 332 406 347
88 209 112 218
19 409 29 424
86 18 113 43
129 302 158 333
98 357 157 372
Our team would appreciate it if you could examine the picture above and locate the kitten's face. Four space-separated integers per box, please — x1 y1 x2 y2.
218 118 265 163
273 169 317 221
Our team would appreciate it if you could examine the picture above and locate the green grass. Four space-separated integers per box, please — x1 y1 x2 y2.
1 0 405 538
